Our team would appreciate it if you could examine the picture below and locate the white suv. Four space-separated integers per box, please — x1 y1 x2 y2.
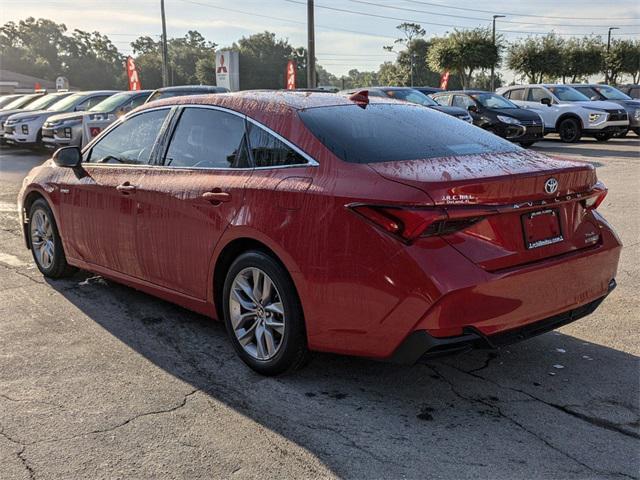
497 84 628 142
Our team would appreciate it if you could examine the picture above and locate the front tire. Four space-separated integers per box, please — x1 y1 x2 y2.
28 199 77 278
222 251 310 375
558 118 582 143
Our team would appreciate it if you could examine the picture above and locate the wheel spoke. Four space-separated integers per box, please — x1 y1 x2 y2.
255 324 267 359
231 310 257 330
231 287 256 311
261 275 273 304
252 269 262 303
265 317 284 335
237 320 259 346
235 276 258 305
265 302 283 316
263 328 276 356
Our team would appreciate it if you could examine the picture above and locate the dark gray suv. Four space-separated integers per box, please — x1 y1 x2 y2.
571 84 640 136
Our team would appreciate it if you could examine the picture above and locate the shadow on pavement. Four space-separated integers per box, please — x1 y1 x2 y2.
47 272 640 479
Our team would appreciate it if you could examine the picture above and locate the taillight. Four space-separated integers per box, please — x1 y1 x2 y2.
349 205 485 243
583 182 608 211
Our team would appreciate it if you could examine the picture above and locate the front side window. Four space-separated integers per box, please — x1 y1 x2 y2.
527 88 552 102
86 109 169 164
452 95 475 109
593 85 631 100
77 95 111 111
164 107 246 168
247 123 308 167
432 94 451 106
472 93 518 109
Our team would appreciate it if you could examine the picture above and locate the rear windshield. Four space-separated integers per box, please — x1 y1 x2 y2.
298 103 519 164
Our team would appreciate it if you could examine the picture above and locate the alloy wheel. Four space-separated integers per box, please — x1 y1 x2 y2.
229 267 285 361
30 209 55 270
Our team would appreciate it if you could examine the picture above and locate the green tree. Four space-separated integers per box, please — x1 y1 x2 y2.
563 37 604 83
606 39 640 84
64 29 125 89
507 34 565 83
427 28 500 89
232 32 296 89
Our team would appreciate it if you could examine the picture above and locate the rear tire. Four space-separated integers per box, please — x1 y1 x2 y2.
28 199 77 278
222 250 310 375
558 118 582 143
519 141 536 148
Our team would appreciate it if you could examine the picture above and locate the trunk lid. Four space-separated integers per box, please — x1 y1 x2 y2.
369 151 602 271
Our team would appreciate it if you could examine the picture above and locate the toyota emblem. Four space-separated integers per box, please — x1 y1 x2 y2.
544 177 559 194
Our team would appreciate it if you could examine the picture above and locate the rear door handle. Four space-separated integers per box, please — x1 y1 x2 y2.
116 182 137 194
202 191 231 203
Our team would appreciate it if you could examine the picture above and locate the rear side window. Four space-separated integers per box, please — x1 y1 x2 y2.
432 94 450 106
164 107 246 168
528 88 552 102
506 89 525 101
87 109 169 164
299 103 518 164
247 123 308 167
452 95 475 109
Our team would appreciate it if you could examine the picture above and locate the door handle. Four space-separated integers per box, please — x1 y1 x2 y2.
116 182 137 194
202 191 231 203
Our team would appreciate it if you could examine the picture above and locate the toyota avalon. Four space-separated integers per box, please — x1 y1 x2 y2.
18 91 621 375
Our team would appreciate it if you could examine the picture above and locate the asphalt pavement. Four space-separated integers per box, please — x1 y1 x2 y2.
0 136 638 479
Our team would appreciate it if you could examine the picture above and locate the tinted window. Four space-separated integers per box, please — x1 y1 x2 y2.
452 95 475 109
432 94 450 106
547 86 589 101
247 123 308 167
472 93 518 109
299 103 519 164
164 107 246 168
87 109 169 164
507 89 525 101
527 88 552 102
77 95 111 111
384 89 438 106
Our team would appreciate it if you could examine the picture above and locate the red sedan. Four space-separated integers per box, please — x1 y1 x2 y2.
18 91 621 375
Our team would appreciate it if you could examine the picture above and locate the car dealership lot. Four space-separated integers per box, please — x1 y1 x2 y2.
0 138 638 479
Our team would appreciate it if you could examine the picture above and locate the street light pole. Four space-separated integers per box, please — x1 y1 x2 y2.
490 15 505 92
606 27 619 85
307 0 316 88
160 0 169 87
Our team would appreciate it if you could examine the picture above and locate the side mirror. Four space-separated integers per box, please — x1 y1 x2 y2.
590 95 599 101
467 104 478 113
540 98 552 106
53 146 81 168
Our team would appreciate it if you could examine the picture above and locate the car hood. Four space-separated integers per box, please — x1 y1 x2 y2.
567 100 624 111
0 109 29 120
368 150 596 205
45 111 87 124
492 108 542 121
6 110 53 121
429 105 469 116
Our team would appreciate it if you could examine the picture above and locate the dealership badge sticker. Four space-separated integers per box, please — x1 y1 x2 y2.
286 60 296 90
126 57 141 91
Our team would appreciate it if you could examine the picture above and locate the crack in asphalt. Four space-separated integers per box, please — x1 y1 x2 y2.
0 426 35 480
0 393 63 410
0 262 45 286
429 365 637 480
453 359 640 441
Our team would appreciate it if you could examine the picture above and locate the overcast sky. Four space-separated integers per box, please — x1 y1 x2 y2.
6 0 640 79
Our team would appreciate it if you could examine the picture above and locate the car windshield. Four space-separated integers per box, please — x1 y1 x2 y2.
46 93 83 111
384 89 438 106
594 85 631 100
25 93 71 111
548 86 590 102
471 93 518 109
2 95 39 110
89 92 131 112
299 103 519 164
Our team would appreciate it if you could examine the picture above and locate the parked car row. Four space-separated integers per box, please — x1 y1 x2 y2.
0 85 230 150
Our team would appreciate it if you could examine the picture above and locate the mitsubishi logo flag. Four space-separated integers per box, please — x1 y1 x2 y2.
126 57 141 91
439 71 450 90
286 60 296 90
215 50 240 91
217 54 228 73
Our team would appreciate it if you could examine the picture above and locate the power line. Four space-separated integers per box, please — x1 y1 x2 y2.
401 0 640 21
284 0 640 36
348 0 640 28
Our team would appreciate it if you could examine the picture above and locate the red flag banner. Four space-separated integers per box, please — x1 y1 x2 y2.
439 71 450 90
286 60 296 90
126 56 141 91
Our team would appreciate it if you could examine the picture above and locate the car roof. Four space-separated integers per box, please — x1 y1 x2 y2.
140 89 400 113
433 90 489 95
154 85 227 92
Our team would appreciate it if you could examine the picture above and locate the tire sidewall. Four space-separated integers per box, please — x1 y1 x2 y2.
222 251 306 375
559 118 581 143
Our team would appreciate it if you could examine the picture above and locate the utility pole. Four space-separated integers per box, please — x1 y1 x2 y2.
160 0 169 87
490 15 505 92
606 27 619 84
410 53 418 87
307 0 316 88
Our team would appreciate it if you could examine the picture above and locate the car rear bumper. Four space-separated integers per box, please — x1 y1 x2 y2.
389 279 616 364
